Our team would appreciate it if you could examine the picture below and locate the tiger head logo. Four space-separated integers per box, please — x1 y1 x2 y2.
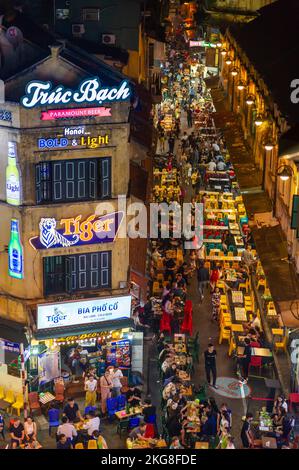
39 218 58 248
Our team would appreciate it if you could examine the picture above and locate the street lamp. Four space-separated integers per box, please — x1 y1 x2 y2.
237 80 246 91
254 113 264 126
245 94 255 106
225 57 232 66
277 165 294 181
273 164 295 217
220 48 227 56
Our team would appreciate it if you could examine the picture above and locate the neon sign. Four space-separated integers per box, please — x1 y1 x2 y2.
21 77 131 109
37 134 110 149
29 211 124 250
64 126 85 136
8 218 24 279
40 107 111 120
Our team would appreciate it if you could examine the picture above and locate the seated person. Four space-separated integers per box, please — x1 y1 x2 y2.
91 430 108 449
56 434 73 449
63 398 83 423
129 422 148 441
83 410 100 437
126 385 142 408
24 437 42 449
247 313 261 330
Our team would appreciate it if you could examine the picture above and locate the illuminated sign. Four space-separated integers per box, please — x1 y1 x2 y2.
29 211 124 250
37 295 132 330
21 77 131 108
54 332 102 343
41 107 112 120
189 40 217 48
6 141 21 206
64 126 85 136
37 134 110 149
8 218 24 279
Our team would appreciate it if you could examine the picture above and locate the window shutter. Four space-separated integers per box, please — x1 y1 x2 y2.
89 160 97 199
35 163 42 204
100 158 111 198
65 257 72 294
53 162 63 201
100 251 111 287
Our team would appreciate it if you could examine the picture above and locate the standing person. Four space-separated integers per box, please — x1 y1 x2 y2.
238 337 252 384
111 366 123 397
85 374 98 408
99 369 113 416
168 133 175 154
187 108 193 128
197 262 209 302
240 413 254 448
211 287 221 322
204 343 218 389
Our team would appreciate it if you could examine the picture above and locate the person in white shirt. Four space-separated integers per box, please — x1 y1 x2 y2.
207 160 216 172
212 143 220 152
250 313 261 330
83 411 100 436
57 416 77 442
217 160 227 171
111 366 123 397
85 375 98 407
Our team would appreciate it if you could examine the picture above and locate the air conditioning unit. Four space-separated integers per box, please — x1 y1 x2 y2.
72 24 85 37
102 34 116 45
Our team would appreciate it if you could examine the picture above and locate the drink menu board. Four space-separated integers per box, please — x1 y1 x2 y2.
106 339 131 368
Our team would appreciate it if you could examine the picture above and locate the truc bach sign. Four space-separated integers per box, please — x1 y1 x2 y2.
20 77 132 108
37 295 132 330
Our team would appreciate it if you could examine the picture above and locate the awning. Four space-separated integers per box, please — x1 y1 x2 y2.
0 318 28 347
35 318 134 341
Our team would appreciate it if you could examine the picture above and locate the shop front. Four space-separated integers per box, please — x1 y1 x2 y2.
28 294 142 395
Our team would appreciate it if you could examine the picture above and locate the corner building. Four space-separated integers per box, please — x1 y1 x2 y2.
0 44 133 325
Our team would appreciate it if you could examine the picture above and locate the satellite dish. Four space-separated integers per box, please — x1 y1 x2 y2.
6 26 24 48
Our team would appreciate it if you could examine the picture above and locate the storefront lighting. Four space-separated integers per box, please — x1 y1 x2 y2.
220 49 227 56
231 67 239 77
237 81 246 91
216 42 222 48
225 58 232 65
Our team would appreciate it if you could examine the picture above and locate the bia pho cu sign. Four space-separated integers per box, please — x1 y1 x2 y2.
37 295 132 330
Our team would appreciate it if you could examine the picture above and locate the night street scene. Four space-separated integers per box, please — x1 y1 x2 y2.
0 0 299 460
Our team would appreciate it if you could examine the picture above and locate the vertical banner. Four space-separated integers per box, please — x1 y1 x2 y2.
6 141 21 206
8 218 24 279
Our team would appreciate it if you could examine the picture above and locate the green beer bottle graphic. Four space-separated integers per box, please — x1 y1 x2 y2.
6 141 21 206
8 219 23 279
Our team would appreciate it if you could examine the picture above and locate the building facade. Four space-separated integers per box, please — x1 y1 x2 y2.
219 0 299 268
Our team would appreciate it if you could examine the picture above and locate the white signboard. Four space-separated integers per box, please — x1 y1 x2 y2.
37 295 132 330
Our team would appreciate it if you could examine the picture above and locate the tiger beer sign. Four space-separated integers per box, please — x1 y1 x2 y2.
29 211 124 250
